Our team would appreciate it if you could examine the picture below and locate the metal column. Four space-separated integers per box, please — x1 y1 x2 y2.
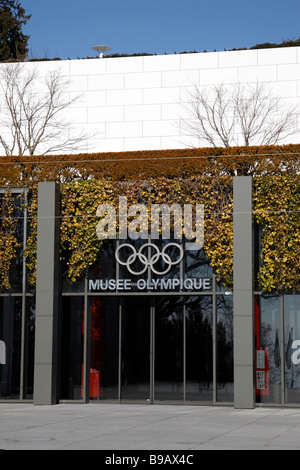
33 182 60 405
233 176 254 408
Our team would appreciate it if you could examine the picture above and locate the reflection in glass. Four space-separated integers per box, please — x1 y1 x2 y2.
24 297 35 399
90 296 119 400
61 252 85 293
0 192 25 293
0 297 22 398
121 297 150 401
284 295 300 404
155 297 183 401
216 295 233 402
60 297 84 400
151 238 181 284
184 247 213 281
185 296 213 402
256 295 281 404
89 240 117 282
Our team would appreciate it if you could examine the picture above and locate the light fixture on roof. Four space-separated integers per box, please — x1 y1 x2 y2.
92 45 111 58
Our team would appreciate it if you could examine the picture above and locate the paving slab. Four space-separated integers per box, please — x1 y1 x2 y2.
0 403 300 450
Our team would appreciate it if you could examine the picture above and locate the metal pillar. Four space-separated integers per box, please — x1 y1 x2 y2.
233 176 254 409
33 182 60 405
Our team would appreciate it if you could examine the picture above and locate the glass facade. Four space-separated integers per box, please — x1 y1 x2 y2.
284 296 300 404
0 187 299 408
0 189 35 401
255 294 300 406
59 240 233 404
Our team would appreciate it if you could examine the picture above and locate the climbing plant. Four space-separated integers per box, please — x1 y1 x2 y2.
59 176 234 286
0 190 22 289
254 174 300 293
0 144 299 293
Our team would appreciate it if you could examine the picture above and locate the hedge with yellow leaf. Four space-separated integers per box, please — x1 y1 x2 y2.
0 144 299 293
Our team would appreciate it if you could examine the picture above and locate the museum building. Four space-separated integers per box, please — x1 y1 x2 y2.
0 172 299 409
0 46 299 408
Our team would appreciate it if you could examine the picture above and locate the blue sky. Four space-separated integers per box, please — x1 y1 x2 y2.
21 0 300 60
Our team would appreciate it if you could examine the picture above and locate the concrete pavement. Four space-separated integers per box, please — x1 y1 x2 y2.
0 403 300 450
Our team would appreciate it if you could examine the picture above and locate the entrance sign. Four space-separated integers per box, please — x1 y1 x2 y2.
89 277 211 292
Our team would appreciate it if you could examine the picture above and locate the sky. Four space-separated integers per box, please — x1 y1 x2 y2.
20 0 300 60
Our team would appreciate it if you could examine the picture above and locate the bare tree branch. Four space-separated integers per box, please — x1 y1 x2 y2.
181 83 299 148
0 62 93 156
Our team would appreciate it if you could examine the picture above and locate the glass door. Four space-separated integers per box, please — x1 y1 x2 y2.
154 296 183 401
85 294 215 404
120 297 152 402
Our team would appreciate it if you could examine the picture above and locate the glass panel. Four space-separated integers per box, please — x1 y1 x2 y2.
24 296 35 399
185 296 213 402
61 254 85 293
90 296 119 400
88 240 117 293
256 295 281 404
0 192 25 293
284 295 300 404
121 297 150 401
59 297 84 400
0 297 22 399
184 247 213 281
155 297 183 401
216 294 234 403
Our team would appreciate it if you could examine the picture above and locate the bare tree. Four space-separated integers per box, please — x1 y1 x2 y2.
181 83 298 148
0 62 90 156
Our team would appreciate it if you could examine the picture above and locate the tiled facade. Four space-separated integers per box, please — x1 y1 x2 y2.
0 46 299 154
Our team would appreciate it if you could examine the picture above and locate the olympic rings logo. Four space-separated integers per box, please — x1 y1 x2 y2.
115 242 184 276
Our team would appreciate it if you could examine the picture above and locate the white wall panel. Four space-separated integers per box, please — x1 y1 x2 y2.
143 87 180 104
88 73 124 91
123 136 162 151
106 121 143 138
106 56 144 74
271 81 298 98
143 54 181 71
257 47 298 65
124 104 161 122
70 58 106 75
143 120 178 137
86 90 106 107
68 75 88 91
218 50 258 68
88 106 124 123
180 52 218 70
67 107 88 123
200 67 238 85
238 65 278 83
161 136 186 149
125 71 161 89
0 47 299 155
162 69 199 87
106 89 143 106
278 64 300 81
162 103 186 120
